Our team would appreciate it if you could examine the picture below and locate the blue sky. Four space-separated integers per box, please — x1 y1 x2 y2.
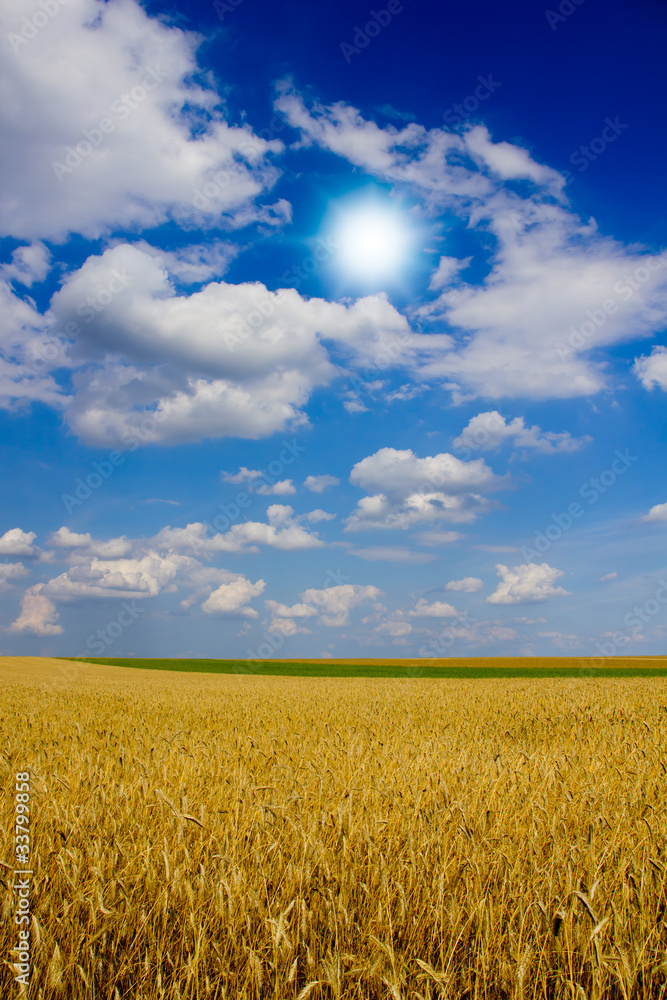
1 0 666 659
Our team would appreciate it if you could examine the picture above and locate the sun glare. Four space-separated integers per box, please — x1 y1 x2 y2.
333 203 410 281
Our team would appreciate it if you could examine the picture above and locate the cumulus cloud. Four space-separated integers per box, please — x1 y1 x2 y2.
42 551 186 601
445 577 483 592
304 474 340 493
1 243 51 287
266 617 312 636
256 480 295 495
375 620 413 637
201 577 265 617
265 600 318 618
453 410 590 454
299 583 382 627
48 526 133 558
46 244 421 446
304 509 336 522
0 528 41 558
408 598 458 618
0 561 29 592
634 346 667 391
221 467 264 485
487 562 570 605
7 583 63 635
0 279 71 411
428 255 471 292
9 524 268 622
641 503 667 524
599 571 619 582
345 447 505 530
0 0 284 241
464 125 564 191
154 506 327 556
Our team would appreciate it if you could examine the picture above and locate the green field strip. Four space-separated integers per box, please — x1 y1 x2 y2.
62 657 667 678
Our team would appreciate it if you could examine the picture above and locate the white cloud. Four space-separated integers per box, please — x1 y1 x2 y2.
634 346 667 391
304 474 340 493
0 528 40 558
445 577 483 592
274 82 493 204
1 0 284 240
257 480 295 495
464 125 564 191
265 600 317 618
305 509 336 522
417 212 667 402
0 279 71 411
7 584 63 636
154 506 327 555
599 571 618 582
641 503 667 524
487 562 570 605
47 244 418 446
221 467 264 485
0 561 29 592
7 525 268 626
429 255 470 291
345 446 504 531
48 526 133 558
266 617 312 636
201 577 265 617
453 410 590 453
408 598 457 618
375 620 413 637
129 241 238 286
1 243 51 287
42 551 185 601
299 583 382 627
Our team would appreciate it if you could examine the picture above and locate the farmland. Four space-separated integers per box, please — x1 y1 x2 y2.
2 656 667 998
67 654 667 678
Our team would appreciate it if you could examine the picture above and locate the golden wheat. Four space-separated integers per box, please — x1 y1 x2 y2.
2 658 667 999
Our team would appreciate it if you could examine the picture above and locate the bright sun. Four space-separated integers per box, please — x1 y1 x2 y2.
334 204 410 281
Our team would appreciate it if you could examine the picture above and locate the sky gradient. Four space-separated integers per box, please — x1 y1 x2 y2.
1 0 666 660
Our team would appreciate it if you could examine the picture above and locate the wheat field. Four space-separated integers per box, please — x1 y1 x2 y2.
3 657 667 999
